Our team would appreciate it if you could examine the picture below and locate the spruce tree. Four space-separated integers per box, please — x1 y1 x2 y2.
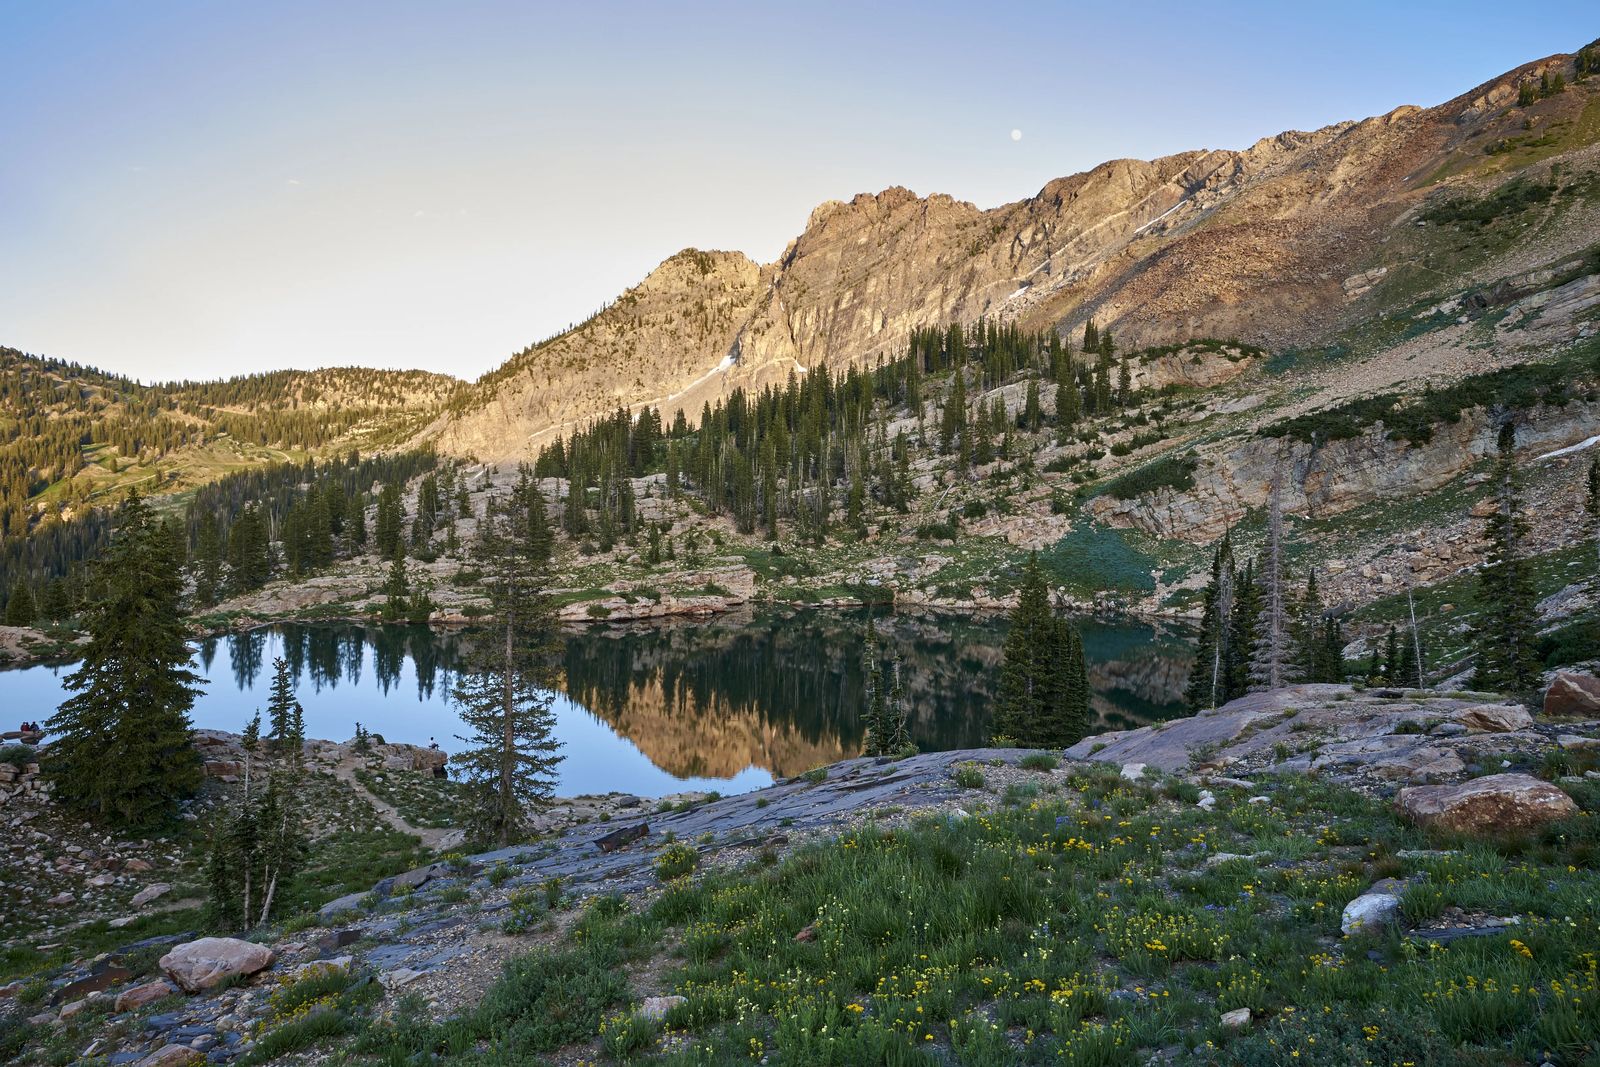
44 490 203 827
5 577 35 626
1248 480 1300 691
1586 454 1600 596
1184 534 1236 711
192 511 223 608
264 657 301 755
451 498 564 847
381 556 410 621
1470 422 1541 694
993 555 1090 747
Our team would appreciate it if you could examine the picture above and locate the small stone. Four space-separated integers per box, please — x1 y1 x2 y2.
109 916 138 929
136 1044 202 1067
131 883 172 908
58 998 91 1020
638 994 687 1021
116 979 177 1013
378 967 424 989
1248 795 1270 805
87 873 116 888
1558 734 1600 752
794 924 818 943
1220 1007 1251 1032
47 892 74 906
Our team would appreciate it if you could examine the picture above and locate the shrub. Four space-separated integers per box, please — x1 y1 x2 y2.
1099 456 1197 500
655 843 699 881
954 764 986 789
1019 752 1059 772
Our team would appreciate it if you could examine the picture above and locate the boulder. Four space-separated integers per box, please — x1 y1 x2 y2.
158 937 274 993
131 883 172 908
1558 734 1600 752
1544 672 1600 718
1397 773 1580 835
202 761 243 778
1341 892 1401 935
1119 763 1147 782
1455 704 1532 733
1220 1007 1252 1032
115 979 176 1013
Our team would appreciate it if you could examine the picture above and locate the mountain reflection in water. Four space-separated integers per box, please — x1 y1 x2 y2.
9 608 1193 795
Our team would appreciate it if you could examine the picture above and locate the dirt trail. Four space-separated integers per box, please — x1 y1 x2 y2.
327 757 464 853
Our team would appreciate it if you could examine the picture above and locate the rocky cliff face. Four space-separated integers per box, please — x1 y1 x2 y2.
1092 401 1600 543
427 48 1600 461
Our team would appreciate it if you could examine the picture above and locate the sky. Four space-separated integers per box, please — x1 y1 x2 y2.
1 2 1595 384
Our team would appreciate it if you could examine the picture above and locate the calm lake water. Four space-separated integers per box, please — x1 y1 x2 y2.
2 609 1194 797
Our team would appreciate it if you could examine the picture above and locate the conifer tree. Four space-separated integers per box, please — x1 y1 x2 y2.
381 556 410 621
5 577 35 626
374 482 405 560
1225 558 1261 699
1248 479 1300 691
44 490 203 827
993 555 1091 747
192 511 223 607
264 657 302 755
1184 534 1236 711
1382 625 1400 685
451 498 564 847
1586 454 1600 595
1470 422 1541 694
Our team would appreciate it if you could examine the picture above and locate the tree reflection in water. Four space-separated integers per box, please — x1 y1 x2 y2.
204 609 1193 780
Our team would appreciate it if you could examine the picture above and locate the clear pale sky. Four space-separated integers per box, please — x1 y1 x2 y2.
2 2 1594 383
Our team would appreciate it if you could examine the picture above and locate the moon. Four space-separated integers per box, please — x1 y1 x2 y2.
1010 129 1022 141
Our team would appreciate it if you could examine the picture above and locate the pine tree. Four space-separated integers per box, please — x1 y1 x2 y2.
1248 479 1300 691
1294 571 1332 682
381 556 410 622
1184 534 1236 711
451 498 564 847
1225 558 1261 699
192 511 223 608
1381 626 1400 685
264 657 301 755
993 555 1090 747
1470 422 1541 694
44 491 203 827
5 577 35 626
1586 454 1600 596
374 483 405 560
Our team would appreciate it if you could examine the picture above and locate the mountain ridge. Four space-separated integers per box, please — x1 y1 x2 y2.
424 43 1600 461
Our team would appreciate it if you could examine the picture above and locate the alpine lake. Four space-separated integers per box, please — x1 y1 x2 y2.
3 608 1194 797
